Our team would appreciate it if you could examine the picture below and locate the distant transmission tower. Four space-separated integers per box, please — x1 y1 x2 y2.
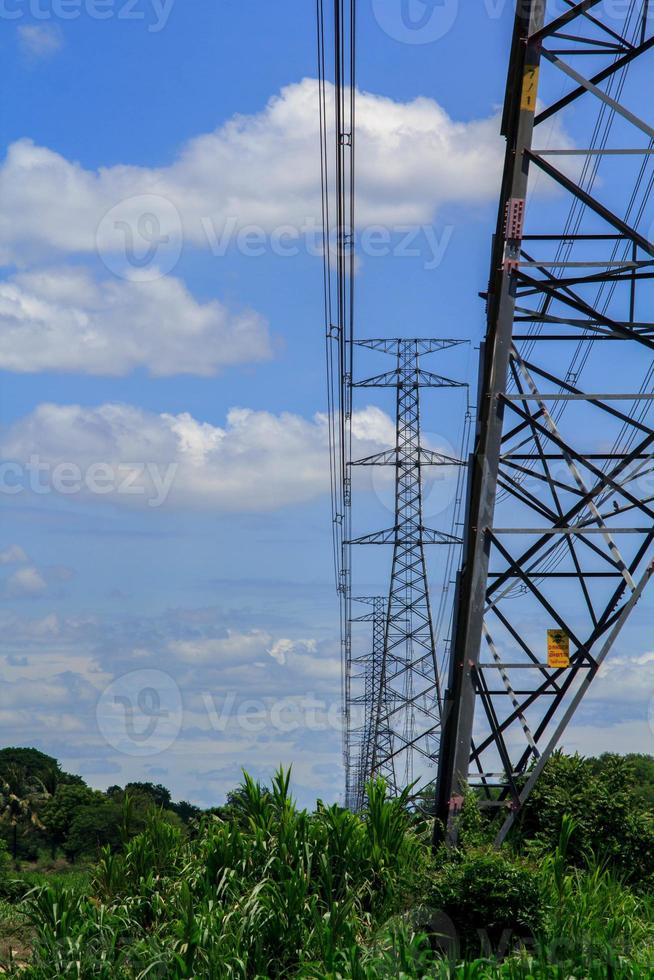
345 339 465 801
316 0 471 806
345 596 385 811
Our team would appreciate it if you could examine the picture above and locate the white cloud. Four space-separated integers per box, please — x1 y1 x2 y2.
6 565 48 597
0 267 272 376
268 637 317 666
168 631 339 691
2 611 68 640
17 25 63 61
170 630 274 667
0 607 344 807
1 558 74 599
0 544 28 565
2 401 394 511
562 720 654 759
587 652 654 706
0 538 76 600
171 632 327 676
0 79 507 264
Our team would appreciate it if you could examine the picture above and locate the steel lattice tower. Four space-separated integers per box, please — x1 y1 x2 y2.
346 339 465 801
345 596 385 811
435 0 654 845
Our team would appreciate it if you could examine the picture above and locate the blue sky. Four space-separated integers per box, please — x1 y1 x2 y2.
1 0 653 808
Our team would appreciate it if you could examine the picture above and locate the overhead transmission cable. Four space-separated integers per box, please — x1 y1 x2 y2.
317 0 357 774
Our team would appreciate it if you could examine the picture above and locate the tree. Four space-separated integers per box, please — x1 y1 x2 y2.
0 748 89 861
41 784 103 859
591 752 654 808
0 765 50 861
517 751 654 884
172 800 201 824
124 782 172 809
64 801 125 861
0 748 82 795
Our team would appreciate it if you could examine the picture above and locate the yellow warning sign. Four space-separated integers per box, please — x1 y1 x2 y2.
547 629 570 669
521 66 540 112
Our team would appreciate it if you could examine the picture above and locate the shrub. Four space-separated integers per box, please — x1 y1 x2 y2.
430 849 543 958
517 752 654 885
0 841 12 890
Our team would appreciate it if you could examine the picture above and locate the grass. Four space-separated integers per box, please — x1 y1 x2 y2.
0 777 651 977
0 862 90 969
0 898 31 969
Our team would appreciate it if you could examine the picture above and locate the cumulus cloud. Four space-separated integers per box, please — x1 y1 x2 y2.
1 401 395 511
0 267 272 376
587 651 654 707
168 631 336 685
1 556 75 600
6 565 48 597
0 607 344 806
0 544 28 565
267 637 317 665
17 25 63 61
170 630 275 667
0 79 507 264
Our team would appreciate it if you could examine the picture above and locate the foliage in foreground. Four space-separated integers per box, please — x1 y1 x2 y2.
0 769 652 978
6 770 427 977
517 751 654 886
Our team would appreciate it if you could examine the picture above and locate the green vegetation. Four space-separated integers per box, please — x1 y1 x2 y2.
0 749 198 864
0 749 652 976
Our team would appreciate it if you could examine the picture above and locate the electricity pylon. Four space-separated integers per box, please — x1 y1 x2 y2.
345 339 465 800
345 596 385 811
435 0 654 845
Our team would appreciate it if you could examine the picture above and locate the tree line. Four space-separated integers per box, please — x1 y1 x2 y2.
0 747 204 863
